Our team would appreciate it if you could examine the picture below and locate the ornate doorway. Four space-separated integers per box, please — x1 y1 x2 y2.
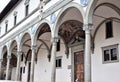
74 51 84 82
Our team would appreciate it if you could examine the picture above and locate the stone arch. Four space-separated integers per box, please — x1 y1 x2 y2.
19 32 32 64
1 45 8 80
34 21 52 62
95 2 120 16
1 45 8 59
58 20 85 58
19 32 32 50
33 19 52 45
54 2 85 38
9 40 18 57
86 0 120 24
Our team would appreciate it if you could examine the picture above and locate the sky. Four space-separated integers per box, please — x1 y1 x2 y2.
0 0 10 12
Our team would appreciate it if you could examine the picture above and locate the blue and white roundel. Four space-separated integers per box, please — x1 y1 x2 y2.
50 13 56 24
17 35 20 42
81 0 89 6
31 26 35 34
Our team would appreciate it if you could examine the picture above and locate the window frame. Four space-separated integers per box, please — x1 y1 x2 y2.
102 44 119 64
56 56 62 68
14 15 17 26
13 11 17 26
5 20 8 32
25 4 29 16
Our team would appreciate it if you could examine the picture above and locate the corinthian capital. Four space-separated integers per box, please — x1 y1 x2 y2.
31 45 37 50
83 23 93 32
51 37 59 43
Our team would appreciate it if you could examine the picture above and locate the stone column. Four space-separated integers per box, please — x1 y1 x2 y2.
6 55 11 80
30 45 37 82
0 59 3 79
15 51 22 81
51 37 58 82
83 24 93 82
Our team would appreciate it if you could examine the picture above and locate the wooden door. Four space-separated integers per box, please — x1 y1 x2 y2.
74 51 84 82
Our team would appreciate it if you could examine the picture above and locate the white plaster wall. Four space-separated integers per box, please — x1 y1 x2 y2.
22 62 31 82
33 39 72 82
56 41 71 82
11 68 16 81
92 21 120 82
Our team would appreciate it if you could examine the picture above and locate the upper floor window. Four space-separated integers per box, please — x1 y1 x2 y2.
105 20 113 38
102 44 119 63
24 0 30 16
25 5 29 16
5 20 8 32
13 11 18 26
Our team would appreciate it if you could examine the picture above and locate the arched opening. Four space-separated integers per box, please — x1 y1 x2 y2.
1 46 7 80
55 7 85 82
9 40 17 81
20 33 31 82
34 23 51 82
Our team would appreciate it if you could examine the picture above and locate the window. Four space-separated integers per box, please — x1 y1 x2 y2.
24 0 30 16
106 20 113 38
57 40 60 51
13 11 17 26
21 54 23 61
102 44 119 63
14 15 17 25
5 20 8 32
25 5 29 16
56 57 62 68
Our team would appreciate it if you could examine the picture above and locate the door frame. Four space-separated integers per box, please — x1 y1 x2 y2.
71 44 84 82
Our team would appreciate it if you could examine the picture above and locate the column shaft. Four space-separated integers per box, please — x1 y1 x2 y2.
30 45 36 82
15 51 22 81
0 59 2 79
51 37 58 82
84 24 92 82
6 56 11 80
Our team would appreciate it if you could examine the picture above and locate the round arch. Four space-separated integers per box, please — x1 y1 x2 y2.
9 40 18 57
86 0 120 24
1 45 8 59
53 2 85 38
33 19 52 45
19 32 32 51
